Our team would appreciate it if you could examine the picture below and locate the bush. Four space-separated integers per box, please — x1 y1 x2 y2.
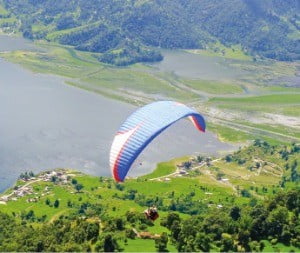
125 229 136 239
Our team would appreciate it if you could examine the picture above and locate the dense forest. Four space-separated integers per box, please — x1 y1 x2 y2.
1 0 299 65
0 189 299 252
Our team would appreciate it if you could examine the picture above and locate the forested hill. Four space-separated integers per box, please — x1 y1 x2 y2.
1 0 299 65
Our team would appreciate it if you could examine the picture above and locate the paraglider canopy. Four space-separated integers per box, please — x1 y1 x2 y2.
144 206 159 221
110 101 206 182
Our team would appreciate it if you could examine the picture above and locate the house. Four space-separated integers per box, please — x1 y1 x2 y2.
221 178 229 182
179 170 187 175
0 196 8 202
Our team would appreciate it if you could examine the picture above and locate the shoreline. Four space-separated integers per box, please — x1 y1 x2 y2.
1 35 298 194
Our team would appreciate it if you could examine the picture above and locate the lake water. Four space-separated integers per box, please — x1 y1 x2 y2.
151 50 248 80
0 35 235 192
0 35 36 51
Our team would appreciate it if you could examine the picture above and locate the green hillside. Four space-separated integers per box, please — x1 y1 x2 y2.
0 0 299 65
0 141 299 252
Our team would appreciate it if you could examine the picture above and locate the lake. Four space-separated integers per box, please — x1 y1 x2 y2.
0 35 235 192
151 50 248 80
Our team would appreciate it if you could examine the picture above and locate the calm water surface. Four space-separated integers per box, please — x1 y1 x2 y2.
151 50 248 80
0 35 235 192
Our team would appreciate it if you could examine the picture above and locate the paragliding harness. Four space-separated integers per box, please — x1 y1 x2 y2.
144 206 159 221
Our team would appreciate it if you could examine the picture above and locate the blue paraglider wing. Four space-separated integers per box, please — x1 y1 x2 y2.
109 101 206 182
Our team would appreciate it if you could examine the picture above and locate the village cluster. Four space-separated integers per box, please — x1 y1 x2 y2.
0 170 70 204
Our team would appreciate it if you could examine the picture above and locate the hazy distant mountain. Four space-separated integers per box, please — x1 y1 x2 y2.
2 0 299 64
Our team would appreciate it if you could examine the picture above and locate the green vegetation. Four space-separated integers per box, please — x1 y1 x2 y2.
262 240 300 252
45 21 102 42
0 17 16 27
182 79 244 95
1 0 299 65
0 2 18 32
0 141 299 252
209 94 300 118
97 42 163 66
139 159 180 180
0 3 8 17
122 238 177 252
241 122 300 139
208 122 255 143
211 94 300 105
188 42 252 61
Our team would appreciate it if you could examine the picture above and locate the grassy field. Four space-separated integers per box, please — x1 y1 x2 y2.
209 94 300 118
240 121 300 139
181 79 244 94
207 122 255 143
188 42 252 61
140 158 186 180
211 94 300 105
204 92 300 145
122 238 177 252
261 240 300 252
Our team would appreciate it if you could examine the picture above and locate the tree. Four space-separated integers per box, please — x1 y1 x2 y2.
196 156 205 163
220 233 234 252
45 198 50 205
51 175 58 183
36 240 44 252
254 139 262 147
75 184 84 193
225 155 233 162
267 206 289 238
115 183 125 191
238 230 251 251
54 199 60 208
170 220 181 241
161 212 181 229
100 234 119 252
67 200 73 207
194 232 211 252
285 190 299 210
241 189 251 198
86 223 100 242
71 178 78 185
155 232 168 252
115 218 125 231
125 229 136 239
183 161 192 170
230 206 241 221
25 210 35 221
